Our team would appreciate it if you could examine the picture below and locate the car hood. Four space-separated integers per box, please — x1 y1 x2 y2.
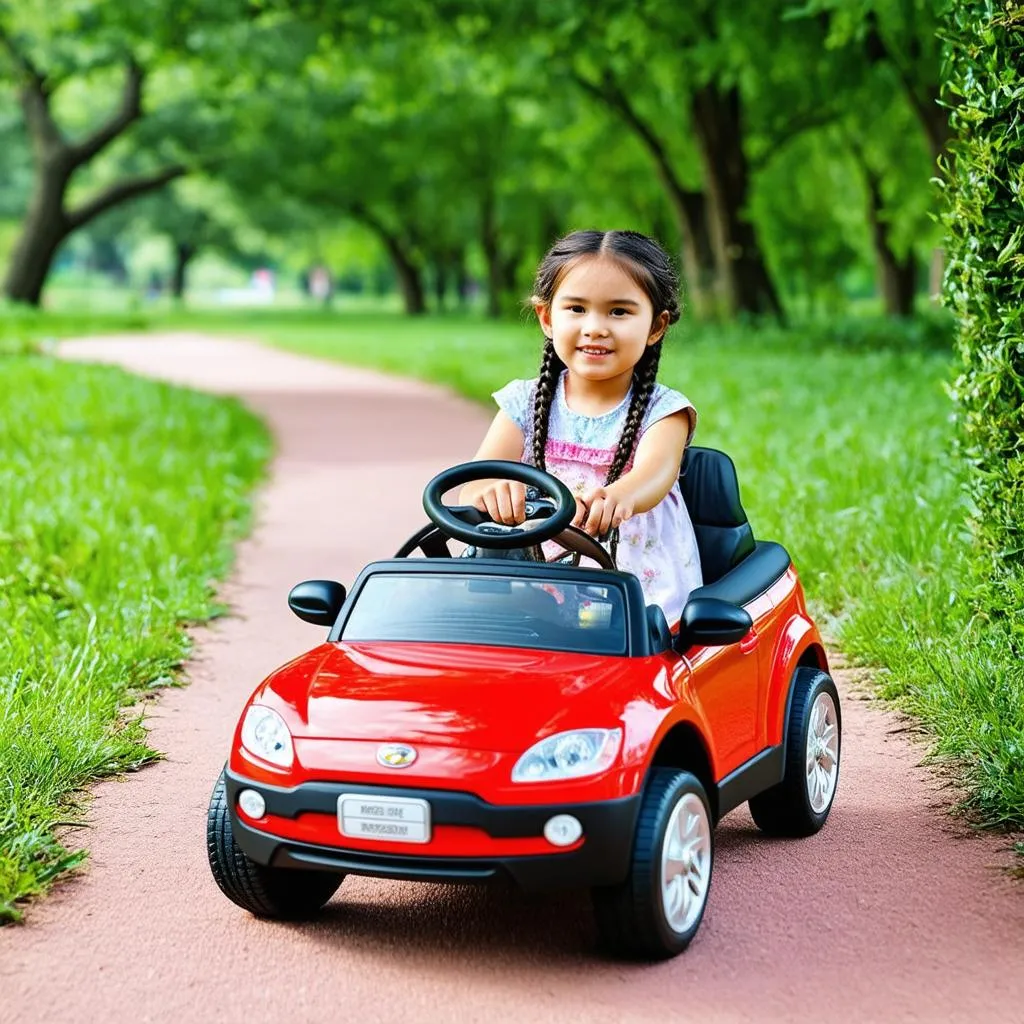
259 641 644 750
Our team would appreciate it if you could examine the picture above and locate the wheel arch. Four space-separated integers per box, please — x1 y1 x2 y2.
650 721 718 823
766 615 828 748
796 642 828 673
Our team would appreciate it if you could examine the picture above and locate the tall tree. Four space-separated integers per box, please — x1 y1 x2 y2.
807 0 954 302
480 0 841 319
0 0 315 305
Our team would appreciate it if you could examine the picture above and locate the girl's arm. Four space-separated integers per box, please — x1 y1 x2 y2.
457 411 528 524
580 411 690 535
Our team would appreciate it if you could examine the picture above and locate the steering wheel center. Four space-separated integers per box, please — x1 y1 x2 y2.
422 460 577 550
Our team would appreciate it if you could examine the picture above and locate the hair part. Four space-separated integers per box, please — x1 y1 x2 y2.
531 229 682 327
529 230 679 566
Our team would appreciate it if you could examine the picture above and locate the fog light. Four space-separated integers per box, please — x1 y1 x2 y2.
237 789 266 819
543 814 583 847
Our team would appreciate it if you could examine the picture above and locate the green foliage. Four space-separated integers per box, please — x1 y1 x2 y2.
0 351 269 921
2 0 965 316
942 2 1024 595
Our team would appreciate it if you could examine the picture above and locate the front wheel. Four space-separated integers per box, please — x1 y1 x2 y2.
748 668 841 836
206 773 343 918
592 769 713 960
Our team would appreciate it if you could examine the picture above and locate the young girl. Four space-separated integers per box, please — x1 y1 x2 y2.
459 229 703 625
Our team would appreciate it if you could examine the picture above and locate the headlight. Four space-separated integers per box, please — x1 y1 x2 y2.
511 728 621 783
240 705 294 768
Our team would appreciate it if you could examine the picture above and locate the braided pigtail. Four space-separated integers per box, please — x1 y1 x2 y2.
605 341 662 566
530 339 564 470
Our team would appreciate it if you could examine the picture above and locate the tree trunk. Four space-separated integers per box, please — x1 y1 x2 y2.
171 242 196 301
879 254 917 317
3 166 72 305
432 259 447 312
576 73 719 319
664 184 718 320
430 252 454 309
690 85 783 319
390 244 426 315
501 249 521 299
351 204 426 315
481 189 503 319
539 208 562 253
455 252 471 309
856 152 916 316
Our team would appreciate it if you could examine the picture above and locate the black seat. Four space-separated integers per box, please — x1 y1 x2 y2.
679 446 756 585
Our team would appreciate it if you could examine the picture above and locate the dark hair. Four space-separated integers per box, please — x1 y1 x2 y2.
528 230 681 565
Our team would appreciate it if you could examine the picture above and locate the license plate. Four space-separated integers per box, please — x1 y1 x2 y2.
337 794 431 844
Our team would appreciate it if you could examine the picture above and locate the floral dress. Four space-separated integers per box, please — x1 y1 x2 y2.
493 371 703 624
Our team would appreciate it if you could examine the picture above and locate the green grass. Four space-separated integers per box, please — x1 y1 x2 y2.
0 352 270 922
0 304 151 356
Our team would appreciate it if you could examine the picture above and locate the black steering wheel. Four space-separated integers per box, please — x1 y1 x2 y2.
421 460 576 550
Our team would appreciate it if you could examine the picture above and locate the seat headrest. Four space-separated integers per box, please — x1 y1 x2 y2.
679 447 748 527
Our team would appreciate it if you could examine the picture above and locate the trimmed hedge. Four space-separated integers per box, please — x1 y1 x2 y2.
942 1 1024 610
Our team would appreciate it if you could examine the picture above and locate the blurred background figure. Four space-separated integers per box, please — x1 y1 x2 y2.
309 265 332 306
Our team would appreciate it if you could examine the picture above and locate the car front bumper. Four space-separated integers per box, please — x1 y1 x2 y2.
224 768 640 891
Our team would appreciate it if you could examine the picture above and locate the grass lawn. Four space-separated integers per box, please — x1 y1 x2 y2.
0 347 270 922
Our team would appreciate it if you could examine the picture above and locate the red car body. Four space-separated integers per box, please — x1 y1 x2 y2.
223 557 827 889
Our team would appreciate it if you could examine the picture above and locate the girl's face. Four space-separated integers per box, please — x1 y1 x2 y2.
535 256 668 387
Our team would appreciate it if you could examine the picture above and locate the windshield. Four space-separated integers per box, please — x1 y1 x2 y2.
340 573 627 655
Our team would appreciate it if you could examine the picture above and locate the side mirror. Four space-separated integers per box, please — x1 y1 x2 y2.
673 597 753 653
288 579 347 627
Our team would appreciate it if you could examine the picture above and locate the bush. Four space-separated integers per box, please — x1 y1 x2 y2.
942 2 1024 603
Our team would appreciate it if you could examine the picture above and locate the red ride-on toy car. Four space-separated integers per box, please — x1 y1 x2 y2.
206 449 841 960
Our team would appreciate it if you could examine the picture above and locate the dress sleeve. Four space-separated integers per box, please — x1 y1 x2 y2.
642 384 698 446
492 378 533 433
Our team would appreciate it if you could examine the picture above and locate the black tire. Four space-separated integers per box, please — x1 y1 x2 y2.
749 668 841 837
592 769 713 960
206 773 343 918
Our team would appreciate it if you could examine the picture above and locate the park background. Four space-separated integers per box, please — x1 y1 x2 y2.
0 0 1021 921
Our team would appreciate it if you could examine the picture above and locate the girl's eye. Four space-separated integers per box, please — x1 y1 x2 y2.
611 308 631 317
566 304 585 313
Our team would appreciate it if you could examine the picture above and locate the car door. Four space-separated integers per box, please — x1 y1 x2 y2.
679 592 771 775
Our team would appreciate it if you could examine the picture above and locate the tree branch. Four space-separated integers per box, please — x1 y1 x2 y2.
347 199 388 238
0 20 65 153
574 70 692 199
68 61 144 168
0 19 46 89
66 164 188 230
573 67 709 242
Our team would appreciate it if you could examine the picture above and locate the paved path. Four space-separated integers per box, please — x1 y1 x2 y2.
3 333 1021 1024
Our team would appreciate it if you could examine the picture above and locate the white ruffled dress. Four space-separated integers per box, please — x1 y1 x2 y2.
493 371 703 624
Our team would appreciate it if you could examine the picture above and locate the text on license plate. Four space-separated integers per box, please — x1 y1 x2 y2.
337 794 432 844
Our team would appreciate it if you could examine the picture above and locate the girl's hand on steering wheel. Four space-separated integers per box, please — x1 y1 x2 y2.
463 479 528 526
576 485 635 538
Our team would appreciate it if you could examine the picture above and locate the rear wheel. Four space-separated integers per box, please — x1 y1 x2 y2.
592 769 713 960
206 772 342 918
749 668 841 836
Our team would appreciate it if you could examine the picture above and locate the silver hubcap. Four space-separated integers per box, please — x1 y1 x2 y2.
805 691 840 813
660 792 711 934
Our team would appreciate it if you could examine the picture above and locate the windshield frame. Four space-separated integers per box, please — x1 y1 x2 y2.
328 558 648 657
